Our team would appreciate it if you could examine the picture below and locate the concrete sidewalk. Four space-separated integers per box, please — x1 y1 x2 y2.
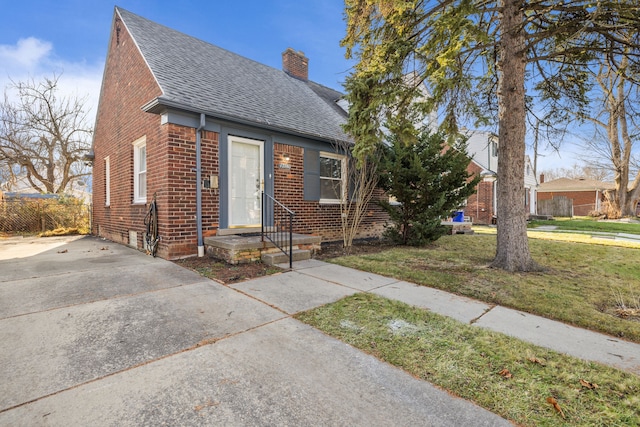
0 236 510 426
252 259 640 376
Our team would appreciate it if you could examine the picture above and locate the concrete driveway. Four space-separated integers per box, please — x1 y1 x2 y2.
0 235 509 426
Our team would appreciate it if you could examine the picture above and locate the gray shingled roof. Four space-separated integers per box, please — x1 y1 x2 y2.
117 7 350 143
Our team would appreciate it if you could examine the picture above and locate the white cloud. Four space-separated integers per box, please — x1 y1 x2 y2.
0 37 103 122
0 37 53 70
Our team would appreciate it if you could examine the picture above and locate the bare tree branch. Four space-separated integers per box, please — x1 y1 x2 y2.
0 75 92 194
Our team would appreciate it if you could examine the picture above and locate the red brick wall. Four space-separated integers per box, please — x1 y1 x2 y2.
92 17 223 259
162 126 220 258
282 48 308 81
273 143 388 242
462 162 495 224
92 15 163 251
537 191 600 216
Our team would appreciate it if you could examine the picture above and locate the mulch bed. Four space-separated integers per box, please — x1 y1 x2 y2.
174 239 393 284
173 256 281 284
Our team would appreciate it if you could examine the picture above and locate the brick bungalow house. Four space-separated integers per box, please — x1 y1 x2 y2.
537 177 615 216
461 130 538 224
89 7 387 260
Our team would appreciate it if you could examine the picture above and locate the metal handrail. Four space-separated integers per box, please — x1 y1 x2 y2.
261 192 295 269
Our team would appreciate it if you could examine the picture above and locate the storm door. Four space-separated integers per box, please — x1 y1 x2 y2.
228 136 264 227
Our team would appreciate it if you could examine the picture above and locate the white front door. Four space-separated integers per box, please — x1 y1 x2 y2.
229 136 264 227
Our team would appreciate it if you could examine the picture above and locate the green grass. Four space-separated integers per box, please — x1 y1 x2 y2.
529 217 640 235
296 294 640 426
329 234 640 342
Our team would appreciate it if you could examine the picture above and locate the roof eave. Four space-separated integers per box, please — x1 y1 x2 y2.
142 97 352 145
538 187 610 192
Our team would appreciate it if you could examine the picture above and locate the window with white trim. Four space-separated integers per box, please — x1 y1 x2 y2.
132 136 147 203
105 156 110 206
319 151 345 203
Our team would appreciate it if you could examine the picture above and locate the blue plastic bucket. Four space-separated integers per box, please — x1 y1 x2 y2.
453 211 464 222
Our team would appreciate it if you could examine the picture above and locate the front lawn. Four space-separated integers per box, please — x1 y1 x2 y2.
328 234 640 342
529 217 640 235
296 294 640 426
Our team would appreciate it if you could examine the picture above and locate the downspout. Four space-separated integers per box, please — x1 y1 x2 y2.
196 113 205 257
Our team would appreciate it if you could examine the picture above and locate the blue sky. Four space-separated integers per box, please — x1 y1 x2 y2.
0 1 352 93
0 0 578 172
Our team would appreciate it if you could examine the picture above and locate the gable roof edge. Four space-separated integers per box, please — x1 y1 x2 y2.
115 7 164 97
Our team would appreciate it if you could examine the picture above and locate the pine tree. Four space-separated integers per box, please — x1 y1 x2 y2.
379 129 479 245
341 0 640 271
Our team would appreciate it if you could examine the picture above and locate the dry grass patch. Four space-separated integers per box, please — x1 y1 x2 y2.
296 294 640 426
39 227 89 237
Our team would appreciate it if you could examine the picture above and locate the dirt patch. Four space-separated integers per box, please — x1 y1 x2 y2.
174 240 393 284
174 257 283 284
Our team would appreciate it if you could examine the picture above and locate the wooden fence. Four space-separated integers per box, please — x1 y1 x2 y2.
538 197 573 217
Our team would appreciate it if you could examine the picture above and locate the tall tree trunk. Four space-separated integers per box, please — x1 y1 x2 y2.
608 77 624 218
622 192 638 216
491 0 540 272
616 71 635 218
621 171 640 217
623 145 640 215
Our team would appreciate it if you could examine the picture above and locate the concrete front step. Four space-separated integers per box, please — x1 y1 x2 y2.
205 233 321 265
262 249 311 266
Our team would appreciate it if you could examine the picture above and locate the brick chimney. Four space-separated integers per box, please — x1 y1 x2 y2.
539 173 545 184
282 48 308 81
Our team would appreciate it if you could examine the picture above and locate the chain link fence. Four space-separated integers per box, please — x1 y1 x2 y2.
0 197 91 234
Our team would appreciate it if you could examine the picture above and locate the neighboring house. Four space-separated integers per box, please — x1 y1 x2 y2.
461 130 538 224
523 155 538 215
0 174 91 204
462 130 498 224
537 177 615 217
0 192 59 201
89 7 387 260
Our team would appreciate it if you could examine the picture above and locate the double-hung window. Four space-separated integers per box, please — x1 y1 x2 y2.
319 152 345 203
133 136 147 203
